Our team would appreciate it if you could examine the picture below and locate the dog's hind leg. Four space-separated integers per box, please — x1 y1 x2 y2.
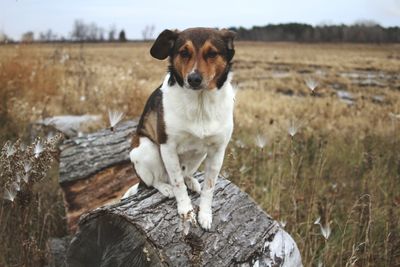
182 153 206 194
153 180 174 198
126 136 173 198
184 176 201 194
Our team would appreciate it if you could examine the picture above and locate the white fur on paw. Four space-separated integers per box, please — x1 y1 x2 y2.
198 210 212 230
184 177 201 194
177 199 194 216
157 184 174 198
178 200 197 223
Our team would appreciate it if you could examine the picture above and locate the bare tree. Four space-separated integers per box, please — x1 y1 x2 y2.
39 29 57 42
21 31 34 43
141 25 155 40
98 27 105 41
87 23 100 41
0 31 9 43
119 30 127 42
108 25 117 41
71 20 88 41
70 20 106 42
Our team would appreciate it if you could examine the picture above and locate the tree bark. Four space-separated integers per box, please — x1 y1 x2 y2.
66 174 301 267
59 121 139 231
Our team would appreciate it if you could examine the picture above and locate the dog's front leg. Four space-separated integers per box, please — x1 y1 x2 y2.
160 143 196 224
198 146 226 230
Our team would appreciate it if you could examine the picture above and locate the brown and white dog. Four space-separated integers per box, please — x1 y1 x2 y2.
123 28 236 230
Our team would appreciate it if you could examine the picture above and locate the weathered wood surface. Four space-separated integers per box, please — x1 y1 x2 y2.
59 120 137 183
59 120 139 231
67 174 302 267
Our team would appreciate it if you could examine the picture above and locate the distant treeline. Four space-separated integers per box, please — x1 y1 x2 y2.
229 22 400 43
1 20 399 44
0 20 156 43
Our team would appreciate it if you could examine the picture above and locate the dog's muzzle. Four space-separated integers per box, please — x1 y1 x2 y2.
187 72 203 90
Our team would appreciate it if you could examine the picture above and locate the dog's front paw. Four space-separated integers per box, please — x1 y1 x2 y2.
198 209 212 230
178 200 197 226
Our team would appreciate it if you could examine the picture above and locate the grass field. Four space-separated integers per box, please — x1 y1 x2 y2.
0 42 399 266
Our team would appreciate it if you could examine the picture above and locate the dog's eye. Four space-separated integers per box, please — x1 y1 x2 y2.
206 51 218 59
179 50 190 58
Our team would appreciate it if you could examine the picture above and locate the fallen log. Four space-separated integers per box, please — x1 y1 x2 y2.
58 120 302 266
67 174 302 266
59 120 139 231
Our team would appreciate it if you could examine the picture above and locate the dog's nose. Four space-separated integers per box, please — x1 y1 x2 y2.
187 72 203 89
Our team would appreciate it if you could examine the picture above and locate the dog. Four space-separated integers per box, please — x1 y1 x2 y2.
123 27 236 230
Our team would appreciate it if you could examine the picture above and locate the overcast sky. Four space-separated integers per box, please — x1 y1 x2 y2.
1 0 399 40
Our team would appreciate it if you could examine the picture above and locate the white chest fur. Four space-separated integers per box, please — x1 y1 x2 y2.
161 74 235 151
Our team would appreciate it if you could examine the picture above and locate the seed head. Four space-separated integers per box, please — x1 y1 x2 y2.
320 224 331 240
255 134 267 149
3 188 17 202
314 217 331 240
12 182 20 192
288 119 299 137
305 77 318 92
34 141 43 158
23 161 32 173
22 173 29 183
5 143 16 158
16 173 22 183
108 110 124 131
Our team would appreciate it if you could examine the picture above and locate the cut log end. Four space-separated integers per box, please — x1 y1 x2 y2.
61 162 138 232
67 213 163 267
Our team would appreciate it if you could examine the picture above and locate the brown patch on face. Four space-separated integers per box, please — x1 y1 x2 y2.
198 41 227 90
173 40 196 85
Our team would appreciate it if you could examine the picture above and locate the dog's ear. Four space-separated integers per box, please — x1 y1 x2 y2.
150 29 179 60
220 29 236 61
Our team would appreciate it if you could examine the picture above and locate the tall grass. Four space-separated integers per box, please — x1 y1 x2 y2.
225 88 400 266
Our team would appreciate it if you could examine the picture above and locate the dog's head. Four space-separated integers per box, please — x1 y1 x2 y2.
150 27 236 90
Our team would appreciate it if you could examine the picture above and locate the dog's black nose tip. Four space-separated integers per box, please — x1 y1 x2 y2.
187 72 203 89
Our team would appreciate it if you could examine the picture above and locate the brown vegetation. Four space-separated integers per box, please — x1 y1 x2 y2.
0 42 399 266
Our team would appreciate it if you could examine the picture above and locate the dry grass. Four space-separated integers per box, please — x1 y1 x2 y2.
0 42 399 266
0 135 65 266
